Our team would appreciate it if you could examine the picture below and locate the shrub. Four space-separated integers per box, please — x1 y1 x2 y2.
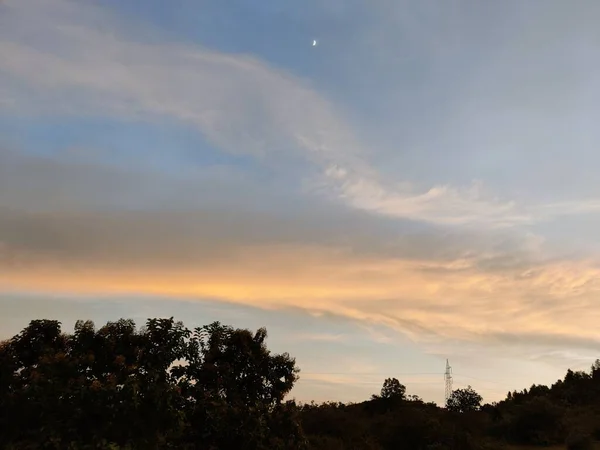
566 431 594 450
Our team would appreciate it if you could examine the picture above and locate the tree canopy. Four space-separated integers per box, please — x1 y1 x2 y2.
379 377 406 400
0 318 304 449
3 317 600 449
446 385 483 413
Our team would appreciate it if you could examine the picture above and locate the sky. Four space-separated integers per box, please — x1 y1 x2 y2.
2 0 600 405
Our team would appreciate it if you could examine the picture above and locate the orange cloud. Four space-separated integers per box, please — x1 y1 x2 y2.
4 240 600 351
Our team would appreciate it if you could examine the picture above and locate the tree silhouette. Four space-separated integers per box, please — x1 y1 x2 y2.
446 385 482 413
6 316 600 449
0 318 304 449
379 377 406 400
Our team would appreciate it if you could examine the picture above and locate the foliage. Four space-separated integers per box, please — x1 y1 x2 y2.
446 385 482 413
303 359 600 448
3 316 600 449
566 431 594 450
379 377 406 400
501 397 564 445
0 318 304 449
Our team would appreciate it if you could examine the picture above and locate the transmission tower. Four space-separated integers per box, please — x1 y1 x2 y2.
444 359 453 404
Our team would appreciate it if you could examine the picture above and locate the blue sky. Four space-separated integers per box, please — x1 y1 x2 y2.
3 0 600 405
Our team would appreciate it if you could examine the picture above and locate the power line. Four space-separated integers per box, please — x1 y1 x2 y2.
452 374 515 388
299 380 443 386
300 372 442 376
298 370 520 391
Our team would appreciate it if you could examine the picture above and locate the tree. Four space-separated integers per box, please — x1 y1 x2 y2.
174 322 303 448
506 397 564 445
0 318 305 449
566 431 594 450
446 385 482 413
379 377 406 400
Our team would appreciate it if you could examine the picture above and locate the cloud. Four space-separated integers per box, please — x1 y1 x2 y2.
1 0 587 227
4 0 600 367
3 153 600 357
289 333 347 343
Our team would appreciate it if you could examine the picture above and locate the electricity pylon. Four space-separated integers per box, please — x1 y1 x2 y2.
444 359 453 405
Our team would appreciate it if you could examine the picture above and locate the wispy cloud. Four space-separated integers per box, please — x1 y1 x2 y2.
4 0 600 368
2 0 597 227
289 333 347 343
3 160 600 356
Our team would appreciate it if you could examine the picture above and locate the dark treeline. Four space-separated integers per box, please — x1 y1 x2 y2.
1 318 599 450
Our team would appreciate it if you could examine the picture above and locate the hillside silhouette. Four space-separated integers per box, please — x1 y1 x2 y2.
1 318 600 449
